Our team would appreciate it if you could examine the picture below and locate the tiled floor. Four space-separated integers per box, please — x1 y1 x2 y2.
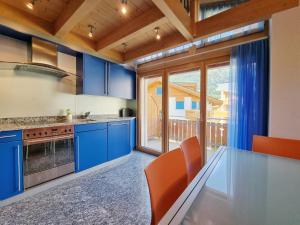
0 151 155 225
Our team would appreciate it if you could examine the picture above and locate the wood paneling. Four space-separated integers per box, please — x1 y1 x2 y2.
1 0 68 23
0 1 123 62
114 21 178 54
54 0 102 37
71 0 154 41
96 7 167 51
124 31 186 62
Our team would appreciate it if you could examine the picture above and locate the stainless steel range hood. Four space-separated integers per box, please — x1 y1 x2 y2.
12 37 72 78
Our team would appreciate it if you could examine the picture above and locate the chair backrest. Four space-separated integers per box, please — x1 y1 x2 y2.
144 149 188 225
180 136 203 183
253 135 300 160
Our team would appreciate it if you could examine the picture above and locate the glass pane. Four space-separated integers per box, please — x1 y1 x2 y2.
23 139 74 175
199 0 249 21
206 65 230 161
168 70 201 150
141 76 163 152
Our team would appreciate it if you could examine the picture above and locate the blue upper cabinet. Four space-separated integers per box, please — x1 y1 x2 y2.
0 130 23 200
77 53 107 96
108 63 136 100
77 54 136 100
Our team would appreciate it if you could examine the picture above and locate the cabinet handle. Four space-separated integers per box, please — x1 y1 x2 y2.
17 145 21 192
0 134 17 139
77 136 80 171
109 123 128 126
107 63 110 95
105 62 107 95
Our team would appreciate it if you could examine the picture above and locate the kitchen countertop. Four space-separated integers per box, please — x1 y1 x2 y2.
0 116 135 132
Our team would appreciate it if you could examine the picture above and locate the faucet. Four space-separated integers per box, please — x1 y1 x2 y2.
81 112 91 119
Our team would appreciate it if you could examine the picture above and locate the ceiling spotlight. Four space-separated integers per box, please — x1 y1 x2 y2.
121 0 128 15
122 43 128 53
26 0 35 10
88 25 95 38
155 27 161 40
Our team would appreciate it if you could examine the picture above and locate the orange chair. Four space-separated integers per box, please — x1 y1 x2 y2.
144 149 188 225
180 136 203 183
253 135 300 160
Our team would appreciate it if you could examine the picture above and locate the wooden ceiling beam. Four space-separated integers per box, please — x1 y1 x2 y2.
0 1 123 63
194 0 299 38
97 7 167 51
152 0 193 40
54 0 102 38
124 32 186 62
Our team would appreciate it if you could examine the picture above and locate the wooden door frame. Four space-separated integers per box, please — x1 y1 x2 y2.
136 55 230 157
136 73 166 155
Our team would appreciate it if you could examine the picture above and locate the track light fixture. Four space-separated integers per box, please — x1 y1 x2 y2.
26 0 36 10
122 43 128 53
121 0 128 15
88 25 95 38
154 27 161 40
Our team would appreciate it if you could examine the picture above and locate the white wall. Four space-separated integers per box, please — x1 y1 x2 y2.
0 34 132 118
269 6 300 139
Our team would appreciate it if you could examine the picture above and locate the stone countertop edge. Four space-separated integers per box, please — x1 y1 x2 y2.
0 117 136 132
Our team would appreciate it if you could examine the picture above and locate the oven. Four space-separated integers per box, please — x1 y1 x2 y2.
23 125 75 189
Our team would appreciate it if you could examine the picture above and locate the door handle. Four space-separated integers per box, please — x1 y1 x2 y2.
17 145 21 192
77 136 80 171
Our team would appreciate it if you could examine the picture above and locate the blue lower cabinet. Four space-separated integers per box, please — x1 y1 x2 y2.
0 130 23 200
130 119 136 151
74 123 108 172
108 121 130 161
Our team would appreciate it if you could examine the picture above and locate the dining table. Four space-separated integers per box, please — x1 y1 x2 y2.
158 146 300 225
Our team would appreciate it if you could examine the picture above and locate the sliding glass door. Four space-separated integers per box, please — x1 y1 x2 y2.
206 64 230 160
138 56 230 160
140 76 163 152
168 70 201 150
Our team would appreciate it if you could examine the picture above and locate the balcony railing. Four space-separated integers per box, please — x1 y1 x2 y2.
147 117 228 149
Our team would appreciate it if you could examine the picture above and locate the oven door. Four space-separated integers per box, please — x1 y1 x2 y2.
23 135 74 189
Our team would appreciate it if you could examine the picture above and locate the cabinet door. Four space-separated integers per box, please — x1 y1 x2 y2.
108 122 130 161
82 54 107 96
0 141 23 200
108 63 136 99
75 129 107 172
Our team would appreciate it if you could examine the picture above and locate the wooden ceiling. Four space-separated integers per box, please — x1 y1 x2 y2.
0 0 298 64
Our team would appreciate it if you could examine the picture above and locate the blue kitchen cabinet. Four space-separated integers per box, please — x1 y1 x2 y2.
77 53 107 96
74 123 108 172
108 62 136 100
108 121 130 161
130 119 136 151
0 130 23 200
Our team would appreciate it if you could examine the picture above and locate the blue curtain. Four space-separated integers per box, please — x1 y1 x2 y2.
228 39 269 150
